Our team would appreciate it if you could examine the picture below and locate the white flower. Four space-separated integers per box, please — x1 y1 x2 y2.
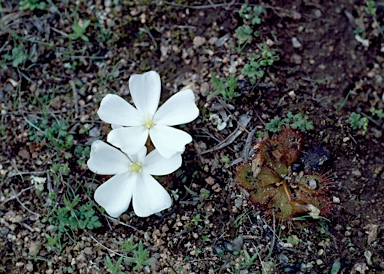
97 71 199 158
87 140 181 218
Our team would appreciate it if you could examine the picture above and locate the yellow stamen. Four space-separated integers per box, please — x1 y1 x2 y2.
144 119 155 129
129 162 142 173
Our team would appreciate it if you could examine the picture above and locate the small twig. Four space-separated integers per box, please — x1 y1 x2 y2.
23 116 44 132
18 69 35 84
255 112 266 126
202 115 251 154
217 98 250 134
104 215 146 235
22 222 35 232
161 0 237 10
139 27 158 49
201 124 241 154
86 232 132 259
10 186 41 217
348 133 358 145
50 26 68 37
1 185 34 204
242 126 258 161
258 212 277 265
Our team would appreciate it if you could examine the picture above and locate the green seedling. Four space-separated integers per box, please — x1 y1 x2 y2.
236 5 263 51
75 146 91 166
236 25 256 51
239 4 263 25
242 45 278 84
68 20 91 42
118 235 138 253
124 241 152 271
337 90 352 111
7 46 28 67
115 236 153 271
370 107 384 119
192 214 201 225
105 255 124 274
44 195 102 235
44 233 65 254
28 118 74 151
347 112 368 134
209 73 240 101
265 111 314 133
5 44 38 68
19 0 46 11
365 0 376 15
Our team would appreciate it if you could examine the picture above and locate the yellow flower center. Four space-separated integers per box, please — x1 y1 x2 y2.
143 115 155 129
144 119 155 129
129 162 142 173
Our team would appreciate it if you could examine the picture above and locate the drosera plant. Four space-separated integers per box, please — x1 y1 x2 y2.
265 111 314 133
347 112 369 135
208 72 240 101
236 127 333 221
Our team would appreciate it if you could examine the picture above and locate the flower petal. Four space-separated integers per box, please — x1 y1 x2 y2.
129 71 161 117
107 127 149 156
150 125 192 158
97 94 142 126
94 172 135 218
129 146 147 163
132 173 172 217
154 89 199 126
87 140 130 175
143 150 182 175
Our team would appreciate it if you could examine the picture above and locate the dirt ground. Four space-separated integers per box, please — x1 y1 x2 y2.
1 0 384 273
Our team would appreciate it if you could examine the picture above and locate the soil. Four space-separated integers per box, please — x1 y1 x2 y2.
1 0 384 273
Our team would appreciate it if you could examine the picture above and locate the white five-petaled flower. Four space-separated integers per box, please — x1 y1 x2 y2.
87 140 181 217
97 71 199 158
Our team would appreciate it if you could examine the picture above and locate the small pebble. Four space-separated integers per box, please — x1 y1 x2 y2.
208 37 218 45
345 231 351 236
83 247 92 255
26 263 34 272
291 53 302 64
352 170 361 178
292 37 302 48
200 82 209 97
193 36 206 47
18 149 30 160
